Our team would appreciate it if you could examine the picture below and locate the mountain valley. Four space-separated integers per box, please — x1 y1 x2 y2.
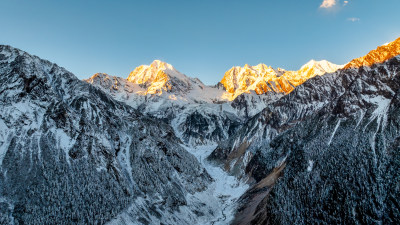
1 37 400 224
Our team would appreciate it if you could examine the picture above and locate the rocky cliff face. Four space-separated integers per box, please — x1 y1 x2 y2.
235 55 400 224
86 72 244 146
125 60 226 101
220 60 343 100
0 45 214 224
2 35 400 225
344 37 400 69
208 39 400 224
87 59 344 147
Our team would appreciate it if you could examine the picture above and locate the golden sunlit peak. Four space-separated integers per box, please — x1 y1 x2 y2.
84 73 108 84
221 60 342 100
300 59 343 73
150 59 170 67
152 59 163 64
148 59 176 71
344 37 400 69
126 60 188 95
253 63 270 71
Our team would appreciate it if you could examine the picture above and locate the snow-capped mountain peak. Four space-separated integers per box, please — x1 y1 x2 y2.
126 60 191 95
88 60 227 107
221 63 284 96
220 60 342 100
299 59 344 75
344 37 400 69
4 34 400 225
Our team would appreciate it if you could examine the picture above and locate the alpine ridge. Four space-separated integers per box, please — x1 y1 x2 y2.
221 60 343 100
114 58 343 103
344 37 400 69
86 70 243 146
0 45 217 224
127 60 192 95
1 36 400 225
210 37 400 224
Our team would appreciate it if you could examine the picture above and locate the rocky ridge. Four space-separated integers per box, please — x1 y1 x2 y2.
1 35 400 225
344 37 400 69
0 45 219 224
209 38 400 224
86 58 343 146
221 60 343 100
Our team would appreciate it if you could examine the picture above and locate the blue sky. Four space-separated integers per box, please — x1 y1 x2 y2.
1 0 399 84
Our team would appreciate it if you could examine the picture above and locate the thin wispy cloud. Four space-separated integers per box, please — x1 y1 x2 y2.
347 17 360 22
320 0 336 8
343 1 349 6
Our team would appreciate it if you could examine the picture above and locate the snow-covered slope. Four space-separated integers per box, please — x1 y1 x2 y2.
213 41 400 180
344 37 400 69
0 45 229 224
209 38 400 224
4 34 400 225
126 60 227 102
86 59 342 146
221 60 343 100
86 73 243 146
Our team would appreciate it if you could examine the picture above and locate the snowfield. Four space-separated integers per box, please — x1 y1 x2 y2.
107 144 249 225
182 144 249 225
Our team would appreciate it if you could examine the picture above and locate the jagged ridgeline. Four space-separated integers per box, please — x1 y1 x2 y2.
213 38 400 224
0 45 211 224
1 36 400 225
86 58 343 146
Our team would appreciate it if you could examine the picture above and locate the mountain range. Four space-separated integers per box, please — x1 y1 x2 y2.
1 37 400 224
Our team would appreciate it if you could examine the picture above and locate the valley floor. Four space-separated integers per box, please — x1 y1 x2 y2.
107 144 249 225
182 145 249 225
